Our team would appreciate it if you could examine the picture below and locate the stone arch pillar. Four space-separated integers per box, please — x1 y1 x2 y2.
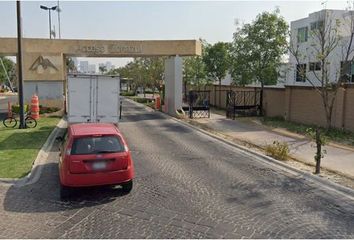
164 55 182 116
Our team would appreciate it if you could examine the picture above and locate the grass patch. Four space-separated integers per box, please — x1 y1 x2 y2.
144 101 155 109
129 97 154 104
120 91 135 96
262 117 354 146
0 117 60 178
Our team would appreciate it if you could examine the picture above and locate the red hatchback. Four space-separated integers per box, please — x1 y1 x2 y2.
58 123 134 199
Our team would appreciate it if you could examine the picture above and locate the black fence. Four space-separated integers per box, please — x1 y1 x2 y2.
226 89 261 119
182 90 210 119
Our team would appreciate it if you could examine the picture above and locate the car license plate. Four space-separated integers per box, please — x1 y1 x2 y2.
92 161 106 170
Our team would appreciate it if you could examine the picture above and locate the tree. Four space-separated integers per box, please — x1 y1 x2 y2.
183 56 207 92
203 42 231 106
128 58 151 97
99 65 107 74
183 39 208 87
107 57 164 97
183 39 209 100
289 9 354 129
231 9 288 114
305 127 327 174
145 57 164 96
115 57 165 97
0 57 16 90
65 57 76 73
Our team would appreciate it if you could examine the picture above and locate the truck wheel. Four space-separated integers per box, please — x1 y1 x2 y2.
121 180 133 193
60 184 71 200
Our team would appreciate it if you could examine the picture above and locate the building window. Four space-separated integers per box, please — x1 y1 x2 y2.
296 64 307 82
340 61 354 82
309 62 321 71
310 20 324 31
297 27 308 43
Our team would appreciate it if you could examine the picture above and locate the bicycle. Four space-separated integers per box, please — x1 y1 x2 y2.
3 111 37 128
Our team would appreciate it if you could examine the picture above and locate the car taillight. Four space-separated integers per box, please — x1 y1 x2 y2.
66 148 71 156
124 145 129 152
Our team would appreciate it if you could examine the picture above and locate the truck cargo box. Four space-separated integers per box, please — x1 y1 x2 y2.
67 74 120 124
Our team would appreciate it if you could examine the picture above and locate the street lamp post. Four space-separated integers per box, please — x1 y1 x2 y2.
40 5 57 39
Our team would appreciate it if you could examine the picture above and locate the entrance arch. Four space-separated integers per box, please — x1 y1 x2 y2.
0 37 202 116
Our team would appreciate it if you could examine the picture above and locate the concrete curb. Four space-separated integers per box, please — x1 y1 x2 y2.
187 120 354 181
125 98 354 200
0 118 67 187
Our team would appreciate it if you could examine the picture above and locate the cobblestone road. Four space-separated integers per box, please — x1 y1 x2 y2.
1 99 354 238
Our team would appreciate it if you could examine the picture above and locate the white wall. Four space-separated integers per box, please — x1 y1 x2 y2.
212 72 232 86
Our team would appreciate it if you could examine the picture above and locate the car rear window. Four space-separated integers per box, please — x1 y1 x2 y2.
71 135 124 155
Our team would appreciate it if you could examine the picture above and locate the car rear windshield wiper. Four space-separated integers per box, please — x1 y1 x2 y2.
94 150 118 154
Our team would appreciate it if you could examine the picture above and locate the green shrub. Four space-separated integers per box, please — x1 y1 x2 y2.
39 106 60 114
265 141 289 161
145 101 155 108
144 90 158 94
11 104 29 113
134 97 151 104
121 91 135 96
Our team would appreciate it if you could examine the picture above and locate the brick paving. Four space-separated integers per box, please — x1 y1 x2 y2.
0 99 354 238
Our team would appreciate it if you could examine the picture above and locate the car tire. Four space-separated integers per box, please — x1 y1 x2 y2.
60 184 71 200
121 180 133 193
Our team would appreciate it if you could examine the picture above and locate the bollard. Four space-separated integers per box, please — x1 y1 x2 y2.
31 94 40 119
155 96 161 110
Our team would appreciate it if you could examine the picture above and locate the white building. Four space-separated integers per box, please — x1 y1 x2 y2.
286 9 354 86
106 61 112 71
72 57 78 69
88 64 96 74
97 61 115 72
79 60 89 73
212 72 233 86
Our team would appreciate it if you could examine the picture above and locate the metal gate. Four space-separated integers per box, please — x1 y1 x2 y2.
182 90 210 118
226 89 261 119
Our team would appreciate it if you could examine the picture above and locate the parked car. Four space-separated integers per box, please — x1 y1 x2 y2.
58 123 134 199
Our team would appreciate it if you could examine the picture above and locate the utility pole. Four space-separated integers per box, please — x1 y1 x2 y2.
16 0 26 129
57 0 61 39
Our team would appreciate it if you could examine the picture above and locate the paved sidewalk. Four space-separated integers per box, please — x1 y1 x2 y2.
192 113 354 179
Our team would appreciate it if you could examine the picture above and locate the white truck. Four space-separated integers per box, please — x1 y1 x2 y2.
67 74 121 124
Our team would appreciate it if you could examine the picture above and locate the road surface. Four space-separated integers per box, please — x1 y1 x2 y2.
0 99 353 238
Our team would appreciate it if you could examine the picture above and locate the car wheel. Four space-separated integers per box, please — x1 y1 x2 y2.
60 184 71 200
121 180 133 193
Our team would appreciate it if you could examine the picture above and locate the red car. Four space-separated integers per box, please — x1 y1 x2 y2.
58 123 134 199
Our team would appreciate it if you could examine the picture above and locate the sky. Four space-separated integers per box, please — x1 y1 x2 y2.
0 0 349 68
